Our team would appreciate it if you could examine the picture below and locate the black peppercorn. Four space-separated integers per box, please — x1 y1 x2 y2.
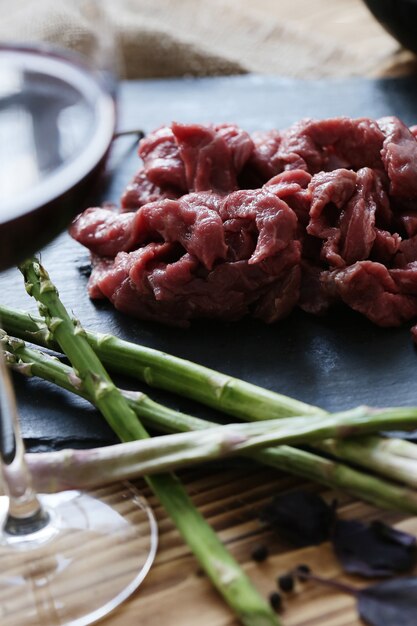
251 544 268 562
277 574 294 593
269 591 282 612
295 564 311 581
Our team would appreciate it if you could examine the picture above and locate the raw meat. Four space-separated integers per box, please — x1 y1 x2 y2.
71 188 300 326
70 117 417 328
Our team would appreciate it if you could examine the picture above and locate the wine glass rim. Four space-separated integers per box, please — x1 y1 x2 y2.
0 42 117 86
0 43 116 224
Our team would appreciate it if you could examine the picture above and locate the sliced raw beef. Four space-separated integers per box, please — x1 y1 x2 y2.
71 194 227 270
121 169 180 212
378 116 417 198
325 261 417 327
276 117 385 174
71 116 417 330
264 170 312 227
137 122 254 197
307 169 357 239
244 130 282 183
172 122 253 193
139 126 187 191
72 189 300 326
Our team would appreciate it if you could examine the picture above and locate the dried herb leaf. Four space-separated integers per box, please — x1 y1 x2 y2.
371 520 416 548
333 519 416 577
358 577 417 626
259 490 334 547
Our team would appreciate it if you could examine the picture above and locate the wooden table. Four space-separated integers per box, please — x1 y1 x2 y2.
106 469 417 626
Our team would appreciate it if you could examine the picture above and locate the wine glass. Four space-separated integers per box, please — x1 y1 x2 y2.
0 5 158 626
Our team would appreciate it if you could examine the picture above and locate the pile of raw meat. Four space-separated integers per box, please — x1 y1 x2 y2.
70 117 417 328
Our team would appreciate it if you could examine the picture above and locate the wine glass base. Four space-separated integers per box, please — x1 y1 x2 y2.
0 482 158 626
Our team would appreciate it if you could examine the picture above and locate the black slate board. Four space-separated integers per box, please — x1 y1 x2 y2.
2 74 417 450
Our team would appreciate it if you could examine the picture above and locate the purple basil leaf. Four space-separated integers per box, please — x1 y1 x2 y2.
371 520 417 548
333 519 416 577
358 577 417 626
259 490 334 547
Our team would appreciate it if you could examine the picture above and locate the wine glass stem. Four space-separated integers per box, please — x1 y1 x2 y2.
0 346 48 534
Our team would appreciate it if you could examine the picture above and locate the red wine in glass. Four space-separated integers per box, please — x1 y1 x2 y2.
0 44 116 269
0 45 157 626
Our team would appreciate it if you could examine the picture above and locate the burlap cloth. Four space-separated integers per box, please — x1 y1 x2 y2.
1 0 416 78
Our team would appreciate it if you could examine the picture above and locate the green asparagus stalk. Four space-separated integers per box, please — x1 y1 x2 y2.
18 258 280 626
20 403 417 491
318 437 417 488
3 303 417 494
0 304 322 420
4 333 417 514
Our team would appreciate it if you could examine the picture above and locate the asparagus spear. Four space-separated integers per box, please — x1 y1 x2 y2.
19 404 417 491
318 437 417 488
18 258 280 626
0 304 322 419
3 303 417 493
4 333 417 514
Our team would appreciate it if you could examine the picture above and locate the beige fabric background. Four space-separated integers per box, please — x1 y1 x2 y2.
1 0 416 78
